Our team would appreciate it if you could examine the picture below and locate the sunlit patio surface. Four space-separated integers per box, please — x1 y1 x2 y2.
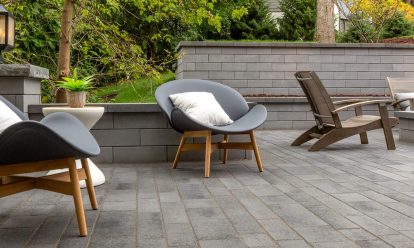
2 130 414 247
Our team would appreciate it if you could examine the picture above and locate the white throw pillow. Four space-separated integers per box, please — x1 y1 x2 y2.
0 101 22 133
169 92 233 126
395 93 414 111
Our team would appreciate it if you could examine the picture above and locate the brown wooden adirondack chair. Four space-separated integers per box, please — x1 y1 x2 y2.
386 77 414 111
292 71 398 151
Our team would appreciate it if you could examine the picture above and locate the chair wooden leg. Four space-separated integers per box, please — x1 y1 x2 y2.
359 132 369 144
291 126 320 146
379 105 396 150
68 159 87 237
205 131 212 178
309 129 352 151
173 135 186 169
222 134 229 164
249 131 263 172
81 159 98 210
355 106 368 144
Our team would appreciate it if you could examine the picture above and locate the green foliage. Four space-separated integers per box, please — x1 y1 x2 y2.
4 0 230 82
3 0 61 71
230 0 278 40
2 0 283 102
56 68 94 92
277 0 316 41
338 12 414 42
337 17 375 42
191 0 277 40
94 71 175 103
383 12 414 38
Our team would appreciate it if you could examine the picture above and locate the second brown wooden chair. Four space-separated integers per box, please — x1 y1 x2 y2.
292 71 398 151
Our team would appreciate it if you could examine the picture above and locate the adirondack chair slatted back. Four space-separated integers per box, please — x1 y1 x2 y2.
295 71 336 127
386 77 414 101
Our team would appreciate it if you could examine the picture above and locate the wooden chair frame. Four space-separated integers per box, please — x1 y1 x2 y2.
292 71 398 151
0 157 98 237
386 77 414 110
172 130 263 178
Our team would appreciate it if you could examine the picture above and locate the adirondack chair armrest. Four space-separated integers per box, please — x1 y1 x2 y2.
332 99 367 105
391 97 414 107
332 100 393 114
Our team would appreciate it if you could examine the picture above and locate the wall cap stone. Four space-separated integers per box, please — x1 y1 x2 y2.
177 41 414 49
246 96 389 103
28 103 161 114
29 97 391 114
395 111 414 119
0 64 49 79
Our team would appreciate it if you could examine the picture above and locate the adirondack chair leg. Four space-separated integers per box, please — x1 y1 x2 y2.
379 105 396 150
309 129 356 151
359 133 368 144
291 126 320 146
354 106 369 144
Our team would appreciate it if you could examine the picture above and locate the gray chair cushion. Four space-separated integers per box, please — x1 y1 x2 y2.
0 96 100 165
155 79 267 134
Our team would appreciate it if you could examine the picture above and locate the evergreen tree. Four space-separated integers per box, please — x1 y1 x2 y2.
383 12 414 38
195 0 278 40
277 0 316 41
230 0 278 40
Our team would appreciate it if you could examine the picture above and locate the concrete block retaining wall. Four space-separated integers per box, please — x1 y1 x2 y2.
28 100 393 163
23 42 407 163
395 111 414 142
0 64 49 112
28 104 253 163
176 42 414 97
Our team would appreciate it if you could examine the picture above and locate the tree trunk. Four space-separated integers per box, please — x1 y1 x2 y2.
56 0 75 103
315 0 335 43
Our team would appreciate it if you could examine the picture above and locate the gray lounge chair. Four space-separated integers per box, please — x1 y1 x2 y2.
155 79 267 177
0 95 100 236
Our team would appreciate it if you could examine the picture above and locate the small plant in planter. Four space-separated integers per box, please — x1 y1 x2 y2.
57 68 94 108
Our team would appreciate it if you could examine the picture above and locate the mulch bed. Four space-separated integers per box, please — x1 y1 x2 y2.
381 37 414 44
243 94 388 98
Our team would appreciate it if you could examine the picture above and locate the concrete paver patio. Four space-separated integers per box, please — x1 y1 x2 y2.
1 130 414 247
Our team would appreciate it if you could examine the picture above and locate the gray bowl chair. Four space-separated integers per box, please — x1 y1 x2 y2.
0 95 100 236
155 79 267 177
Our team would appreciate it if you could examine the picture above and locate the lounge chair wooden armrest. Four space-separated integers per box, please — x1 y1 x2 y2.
332 100 392 114
332 99 367 105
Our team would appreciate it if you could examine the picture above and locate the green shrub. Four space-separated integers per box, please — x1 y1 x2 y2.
337 18 376 43
338 12 414 43
230 0 278 40
383 12 414 38
277 0 316 41
4 0 61 73
191 0 278 40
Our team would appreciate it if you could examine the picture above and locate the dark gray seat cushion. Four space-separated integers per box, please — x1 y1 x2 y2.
0 96 100 165
155 79 267 134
